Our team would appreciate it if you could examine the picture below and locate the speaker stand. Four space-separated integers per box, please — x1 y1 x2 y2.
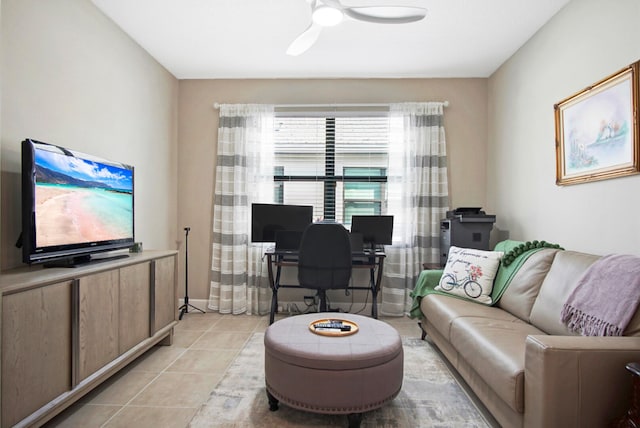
178 226 205 320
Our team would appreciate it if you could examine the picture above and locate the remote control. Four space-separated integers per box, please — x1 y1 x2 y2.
314 321 351 331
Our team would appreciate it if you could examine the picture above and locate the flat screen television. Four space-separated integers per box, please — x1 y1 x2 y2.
251 203 313 243
21 138 135 266
350 215 394 249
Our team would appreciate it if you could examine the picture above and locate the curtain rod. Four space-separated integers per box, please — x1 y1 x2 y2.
212 101 449 109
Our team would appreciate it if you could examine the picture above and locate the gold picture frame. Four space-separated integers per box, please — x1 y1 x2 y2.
554 61 640 185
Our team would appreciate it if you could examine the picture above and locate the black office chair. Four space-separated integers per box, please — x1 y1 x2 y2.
297 222 352 312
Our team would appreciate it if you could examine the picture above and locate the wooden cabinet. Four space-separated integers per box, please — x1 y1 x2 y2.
1 281 72 428
78 270 120 382
118 262 151 354
0 250 177 427
153 256 176 335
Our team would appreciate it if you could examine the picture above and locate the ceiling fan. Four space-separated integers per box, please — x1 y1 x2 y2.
287 0 427 56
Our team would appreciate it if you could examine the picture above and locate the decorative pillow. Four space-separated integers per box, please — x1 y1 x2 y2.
435 246 503 305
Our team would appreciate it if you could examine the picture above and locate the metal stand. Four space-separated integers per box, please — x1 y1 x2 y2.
178 227 205 320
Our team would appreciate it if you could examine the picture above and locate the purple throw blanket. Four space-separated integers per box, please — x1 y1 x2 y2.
561 254 640 336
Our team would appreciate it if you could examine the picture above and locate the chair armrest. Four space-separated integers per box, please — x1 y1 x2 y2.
524 335 640 428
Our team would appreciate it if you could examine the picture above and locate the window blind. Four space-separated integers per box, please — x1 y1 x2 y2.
274 114 389 225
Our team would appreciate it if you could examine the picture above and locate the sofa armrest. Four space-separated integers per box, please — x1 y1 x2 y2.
524 335 640 428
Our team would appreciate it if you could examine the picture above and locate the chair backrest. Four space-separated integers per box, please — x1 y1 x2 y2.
298 222 352 290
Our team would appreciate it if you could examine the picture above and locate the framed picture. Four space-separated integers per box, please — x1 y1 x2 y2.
554 61 640 185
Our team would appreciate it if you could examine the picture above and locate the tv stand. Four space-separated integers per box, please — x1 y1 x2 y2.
0 250 177 427
43 253 130 268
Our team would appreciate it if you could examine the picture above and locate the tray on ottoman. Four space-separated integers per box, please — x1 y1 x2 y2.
309 318 359 337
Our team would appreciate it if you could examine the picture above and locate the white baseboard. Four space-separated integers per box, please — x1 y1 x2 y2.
176 298 379 317
276 300 378 317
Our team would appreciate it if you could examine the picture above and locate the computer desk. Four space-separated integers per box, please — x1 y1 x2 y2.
265 249 386 324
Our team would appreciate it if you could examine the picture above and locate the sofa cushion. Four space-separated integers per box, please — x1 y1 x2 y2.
497 249 560 323
529 251 599 335
436 246 503 304
449 316 545 413
421 294 523 342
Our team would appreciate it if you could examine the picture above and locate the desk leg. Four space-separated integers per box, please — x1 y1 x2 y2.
267 254 279 325
270 263 284 324
369 257 379 319
372 256 385 319
270 290 278 325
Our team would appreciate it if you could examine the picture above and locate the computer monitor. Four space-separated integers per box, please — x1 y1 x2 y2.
251 203 313 243
350 215 394 249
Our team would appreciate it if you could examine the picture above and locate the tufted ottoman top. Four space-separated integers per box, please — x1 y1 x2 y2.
264 312 402 371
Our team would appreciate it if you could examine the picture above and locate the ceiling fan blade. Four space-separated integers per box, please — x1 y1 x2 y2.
344 6 427 24
286 22 323 56
320 0 345 9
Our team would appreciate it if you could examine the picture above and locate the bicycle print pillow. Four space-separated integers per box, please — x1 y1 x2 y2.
435 246 504 305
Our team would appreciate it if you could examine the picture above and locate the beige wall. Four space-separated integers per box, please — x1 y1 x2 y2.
178 78 488 300
1 0 179 270
487 0 640 255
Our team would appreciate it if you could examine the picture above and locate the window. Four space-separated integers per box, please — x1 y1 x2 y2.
274 113 389 226
343 167 386 222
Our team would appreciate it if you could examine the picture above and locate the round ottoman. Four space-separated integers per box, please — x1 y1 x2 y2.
264 313 403 427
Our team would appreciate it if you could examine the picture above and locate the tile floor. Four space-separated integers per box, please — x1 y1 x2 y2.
45 312 422 427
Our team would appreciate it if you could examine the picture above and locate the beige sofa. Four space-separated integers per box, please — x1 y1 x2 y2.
418 248 640 427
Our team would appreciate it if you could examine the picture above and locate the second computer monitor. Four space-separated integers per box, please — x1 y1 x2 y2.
350 215 394 250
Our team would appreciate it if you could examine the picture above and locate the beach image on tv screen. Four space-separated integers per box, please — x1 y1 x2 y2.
33 147 133 248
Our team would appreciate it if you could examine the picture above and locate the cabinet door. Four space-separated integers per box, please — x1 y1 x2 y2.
78 270 119 382
1 282 72 427
154 255 176 333
119 262 151 354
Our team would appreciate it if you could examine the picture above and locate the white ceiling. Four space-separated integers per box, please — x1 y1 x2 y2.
91 0 570 80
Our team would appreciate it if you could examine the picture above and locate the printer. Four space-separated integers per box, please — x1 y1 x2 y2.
440 207 496 266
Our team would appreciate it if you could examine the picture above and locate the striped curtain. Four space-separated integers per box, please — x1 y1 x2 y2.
381 102 449 316
209 104 275 315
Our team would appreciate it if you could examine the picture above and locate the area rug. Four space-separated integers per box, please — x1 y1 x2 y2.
189 332 491 427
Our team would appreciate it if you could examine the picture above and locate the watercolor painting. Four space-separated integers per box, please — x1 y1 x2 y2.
555 62 640 185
